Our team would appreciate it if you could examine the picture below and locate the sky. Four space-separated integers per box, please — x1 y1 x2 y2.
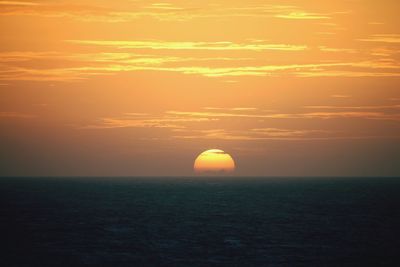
0 0 399 176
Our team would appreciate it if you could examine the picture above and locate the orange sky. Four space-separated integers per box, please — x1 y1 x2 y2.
0 0 399 176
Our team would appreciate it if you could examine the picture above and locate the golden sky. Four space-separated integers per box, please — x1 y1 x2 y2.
0 0 399 176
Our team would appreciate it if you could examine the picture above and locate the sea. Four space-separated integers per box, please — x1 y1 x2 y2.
1 176 399 266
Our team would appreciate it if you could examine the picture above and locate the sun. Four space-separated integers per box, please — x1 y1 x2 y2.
194 149 236 174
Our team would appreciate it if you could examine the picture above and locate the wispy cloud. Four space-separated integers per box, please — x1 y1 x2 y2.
204 107 258 111
318 46 356 53
0 51 64 62
167 111 268 119
167 110 400 121
330 94 351 98
85 113 218 129
173 128 335 141
0 2 123 22
275 12 330 20
304 105 400 110
0 66 95 82
143 3 185 11
134 62 355 77
0 2 341 22
1 51 399 81
358 34 400 44
172 129 400 141
68 40 307 52
250 128 327 137
296 71 400 78
84 106 400 141
0 111 35 118
0 1 40 6
0 51 252 65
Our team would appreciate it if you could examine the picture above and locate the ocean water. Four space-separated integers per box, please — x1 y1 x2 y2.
1 177 400 266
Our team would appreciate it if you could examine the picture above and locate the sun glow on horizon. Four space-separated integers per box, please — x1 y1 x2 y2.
194 149 236 174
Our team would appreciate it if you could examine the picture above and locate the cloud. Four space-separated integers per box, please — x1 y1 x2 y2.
172 130 400 141
86 118 184 129
167 110 268 119
368 22 384 25
136 62 356 77
0 1 39 6
0 66 94 82
330 94 351 98
289 111 399 120
68 40 307 52
167 110 400 121
250 128 326 137
304 105 400 110
204 107 258 111
315 32 336 35
369 48 399 57
1 36 399 82
0 2 123 22
358 34 400 44
0 51 252 66
84 106 400 142
0 111 35 118
1 53 399 81
0 2 340 22
143 3 184 11
171 127 399 141
170 128 325 141
85 114 218 129
318 46 356 53
0 51 64 62
296 71 400 78
275 12 330 20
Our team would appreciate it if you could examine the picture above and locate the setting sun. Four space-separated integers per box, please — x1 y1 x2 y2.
194 149 235 174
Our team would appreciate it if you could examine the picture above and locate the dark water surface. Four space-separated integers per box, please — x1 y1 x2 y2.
1 177 400 266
